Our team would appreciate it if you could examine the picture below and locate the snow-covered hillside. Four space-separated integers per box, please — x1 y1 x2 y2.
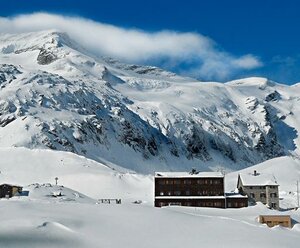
1 146 300 208
0 200 299 248
0 147 152 202
0 147 300 247
0 30 299 173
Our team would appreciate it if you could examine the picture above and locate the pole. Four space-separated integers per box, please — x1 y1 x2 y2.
297 180 299 208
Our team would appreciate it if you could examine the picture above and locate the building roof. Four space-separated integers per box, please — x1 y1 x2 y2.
0 183 23 188
259 215 291 218
155 171 224 178
225 193 248 198
238 172 279 186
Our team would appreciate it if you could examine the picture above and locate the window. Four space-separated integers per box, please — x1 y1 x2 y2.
166 180 173 185
158 180 165 185
259 186 266 189
185 190 190 196
173 180 181 185
260 193 266 198
197 179 204 185
214 180 220 185
250 193 255 198
270 193 277 198
174 191 181 196
271 203 277 208
249 186 253 189
184 180 191 185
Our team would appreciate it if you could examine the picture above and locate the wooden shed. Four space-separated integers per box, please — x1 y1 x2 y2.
0 184 23 198
259 215 292 228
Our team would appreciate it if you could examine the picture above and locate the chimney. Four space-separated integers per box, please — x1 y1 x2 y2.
254 170 257 176
190 168 197 175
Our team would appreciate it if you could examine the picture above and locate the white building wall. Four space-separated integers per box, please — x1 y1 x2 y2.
238 184 279 209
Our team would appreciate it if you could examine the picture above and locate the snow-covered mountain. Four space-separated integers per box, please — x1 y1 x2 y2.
0 30 299 173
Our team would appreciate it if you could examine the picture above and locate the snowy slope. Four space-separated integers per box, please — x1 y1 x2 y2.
1 147 299 208
226 156 300 192
0 199 300 248
0 147 152 202
0 30 299 173
23 183 97 204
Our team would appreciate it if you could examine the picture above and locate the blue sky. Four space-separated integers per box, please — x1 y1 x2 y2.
0 0 299 84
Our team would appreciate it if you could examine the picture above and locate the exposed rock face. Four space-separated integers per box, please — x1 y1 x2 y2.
37 49 57 65
265 91 281 102
0 64 21 87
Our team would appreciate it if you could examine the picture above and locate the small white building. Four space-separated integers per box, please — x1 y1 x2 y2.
237 170 279 209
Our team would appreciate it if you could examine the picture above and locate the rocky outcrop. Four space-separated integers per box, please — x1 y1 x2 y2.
37 49 57 65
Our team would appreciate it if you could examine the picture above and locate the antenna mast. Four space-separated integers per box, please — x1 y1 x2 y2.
297 180 299 208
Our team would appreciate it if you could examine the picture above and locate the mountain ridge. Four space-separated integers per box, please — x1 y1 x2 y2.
0 30 299 173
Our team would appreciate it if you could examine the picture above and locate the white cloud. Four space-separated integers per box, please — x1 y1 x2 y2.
232 55 262 69
0 13 262 81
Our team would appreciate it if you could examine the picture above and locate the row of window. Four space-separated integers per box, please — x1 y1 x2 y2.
249 192 277 198
227 202 246 207
158 179 222 185
159 191 223 196
249 186 266 189
248 186 277 189
159 201 223 207
269 186 277 189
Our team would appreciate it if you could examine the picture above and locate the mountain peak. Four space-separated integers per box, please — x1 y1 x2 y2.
0 30 79 55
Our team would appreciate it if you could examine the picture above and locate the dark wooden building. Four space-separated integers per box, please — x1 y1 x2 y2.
155 171 247 208
0 184 23 198
225 193 248 208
